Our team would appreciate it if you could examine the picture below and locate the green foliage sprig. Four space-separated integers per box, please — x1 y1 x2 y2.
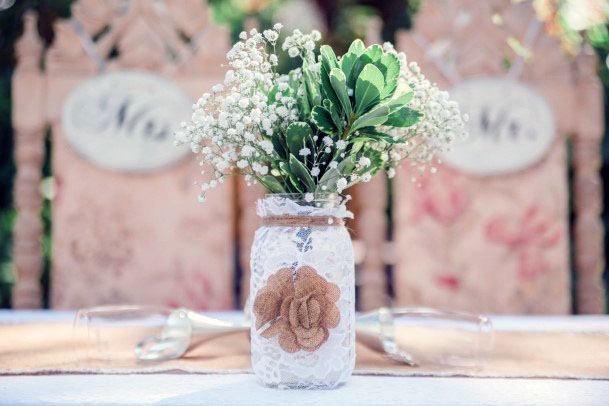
176 26 466 201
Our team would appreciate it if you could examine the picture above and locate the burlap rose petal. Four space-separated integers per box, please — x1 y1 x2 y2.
253 290 282 329
280 295 293 321
296 267 340 303
288 299 302 329
253 268 295 329
300 297 321 329
294 274 325 298
260 318 287 338
324 281 341 303
295 326 328 352
296 266 318 279
278 325 300 353
322 302 340 329
267 268 295 298
255 265 342 353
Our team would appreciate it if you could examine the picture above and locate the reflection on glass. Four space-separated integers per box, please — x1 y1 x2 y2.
358 307 493 369
73 305 176 366
73 305 493 369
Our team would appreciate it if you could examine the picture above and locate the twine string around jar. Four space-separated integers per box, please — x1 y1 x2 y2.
262 215 345 227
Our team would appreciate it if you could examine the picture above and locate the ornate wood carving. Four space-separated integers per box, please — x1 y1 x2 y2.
14 0 234 309
45 21 98 74
572 52 606 314
164 0 209 38
70 0 123 36
354 177 389 310
389 0 597 314
12 13 46 308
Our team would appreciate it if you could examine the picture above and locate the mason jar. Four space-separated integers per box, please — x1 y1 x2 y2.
249 193 355 389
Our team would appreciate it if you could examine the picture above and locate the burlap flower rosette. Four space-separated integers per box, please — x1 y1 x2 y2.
253 266 341 353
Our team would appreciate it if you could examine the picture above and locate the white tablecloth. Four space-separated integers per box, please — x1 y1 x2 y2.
1 311 609 406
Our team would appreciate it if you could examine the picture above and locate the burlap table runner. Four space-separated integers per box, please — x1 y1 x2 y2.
1 323 608 379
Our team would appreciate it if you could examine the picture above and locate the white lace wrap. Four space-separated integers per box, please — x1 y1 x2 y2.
250 196 356 389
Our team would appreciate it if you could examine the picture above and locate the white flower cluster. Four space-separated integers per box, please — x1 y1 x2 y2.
176 28 467 201
381 42 468 178
282 29 322 62
175 24 300 202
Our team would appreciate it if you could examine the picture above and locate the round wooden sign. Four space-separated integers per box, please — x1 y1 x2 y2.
440 77 556 176
62 71 192 173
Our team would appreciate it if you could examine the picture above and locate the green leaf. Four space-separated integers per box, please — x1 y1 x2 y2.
350 127 399 144
359 147 385 176
268 84 279 104
347 53 372 91
279 161 302 193
388 90 414 109
304 64 322 107
297 83 311 118
349 139 364 156
311 105 338 135
364 44 383 62
340 52 357 81
286 122 314 157
348 39 366 56
378 53 400 100
352 104 389 131
329 68 352 120
289 154 316 192
320 64 341 114
384 106 422 127
288 175 304 193
323 99 343 132
355 64 384 114
271 132 288 159
320 45 339 73
316 156 355 193
259 175 286 193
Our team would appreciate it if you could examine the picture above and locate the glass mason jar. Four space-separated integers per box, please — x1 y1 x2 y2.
249 193 355 389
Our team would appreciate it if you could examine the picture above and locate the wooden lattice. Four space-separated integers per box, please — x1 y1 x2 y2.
12 0 235 309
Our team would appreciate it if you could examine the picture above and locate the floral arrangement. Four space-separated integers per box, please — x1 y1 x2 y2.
531 0 609 56
175 25 467 202
253 266 340 353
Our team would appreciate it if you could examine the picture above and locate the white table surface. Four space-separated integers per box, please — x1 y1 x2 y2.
1 310 609 406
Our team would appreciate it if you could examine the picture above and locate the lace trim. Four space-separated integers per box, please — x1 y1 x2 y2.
250 197 356 389
256 195 353 219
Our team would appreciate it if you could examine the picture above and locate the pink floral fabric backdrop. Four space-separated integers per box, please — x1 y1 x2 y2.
51 143 235 310
394 142 570 314
391 0 577 314
39 0 236 310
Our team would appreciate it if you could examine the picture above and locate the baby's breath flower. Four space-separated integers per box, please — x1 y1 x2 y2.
299 147 311 157
177 28 465 202
288 47 300 58
358 157 371 167
283 29 321 63
380 48 467 171
263 29 279 43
